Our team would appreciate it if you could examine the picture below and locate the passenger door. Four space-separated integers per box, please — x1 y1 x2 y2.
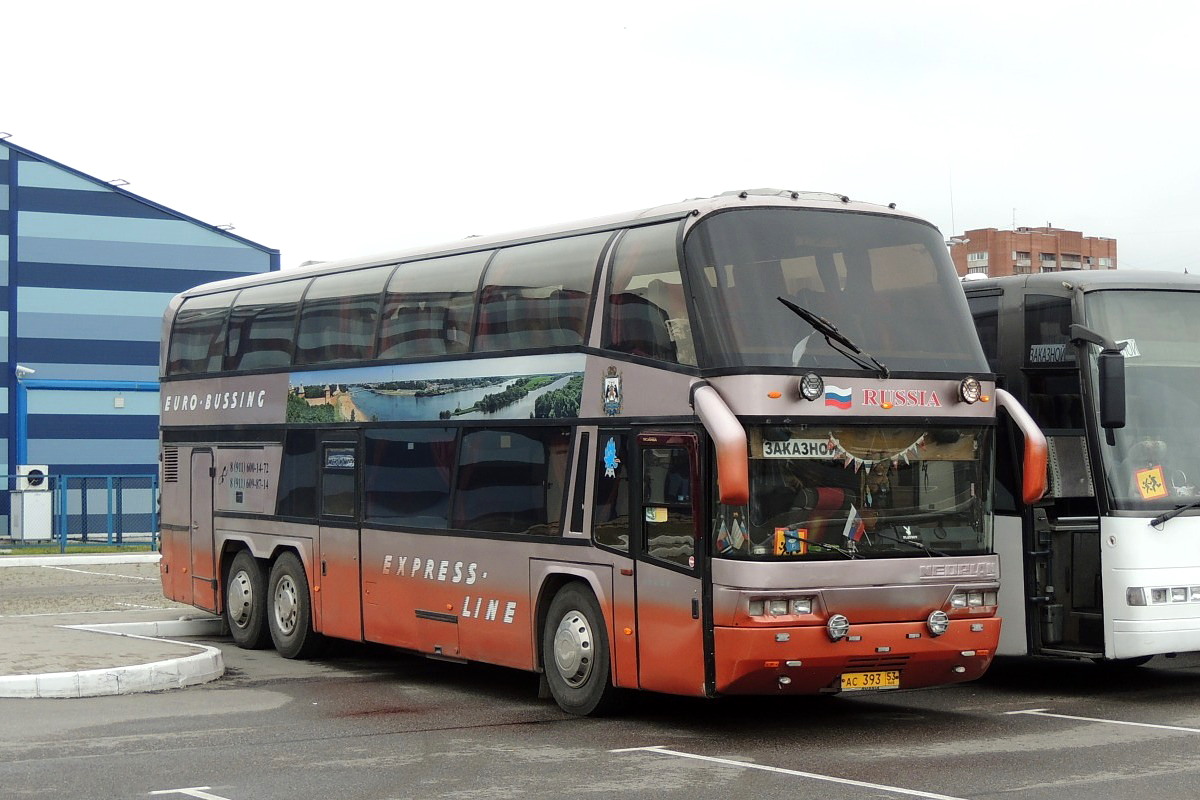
317 433 363 641
633 431 708 695
188 449 217 612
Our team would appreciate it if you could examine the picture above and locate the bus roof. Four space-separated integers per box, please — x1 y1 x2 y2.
175 188 927 300
963 270 1200 294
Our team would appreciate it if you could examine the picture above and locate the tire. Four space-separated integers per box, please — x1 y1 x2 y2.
267 551 322 659
225 550 269 649
542 583 619 716
1094 655 1153 669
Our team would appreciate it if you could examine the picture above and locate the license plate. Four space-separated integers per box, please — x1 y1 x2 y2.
840 670 900 691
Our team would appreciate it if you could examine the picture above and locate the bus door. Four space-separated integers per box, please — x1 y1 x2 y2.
317 433 364 641
633 431 709 695
189 449 216 611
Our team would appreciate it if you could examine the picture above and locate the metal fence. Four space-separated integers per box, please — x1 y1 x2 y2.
2 473 159 551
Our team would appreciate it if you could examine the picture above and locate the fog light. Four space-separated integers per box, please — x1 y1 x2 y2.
927 609 950 636
799 372 824 402
827 614 850 641
790 597 813 615
1127 587 1146 606
778 676 792 685
959 376 982 404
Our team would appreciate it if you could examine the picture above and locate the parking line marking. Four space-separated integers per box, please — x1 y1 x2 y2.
42 565 158 582
612 745 969 800
149 788 233 800
1005 708 1200 733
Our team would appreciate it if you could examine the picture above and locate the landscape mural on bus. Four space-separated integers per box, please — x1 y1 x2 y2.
288 353 586 423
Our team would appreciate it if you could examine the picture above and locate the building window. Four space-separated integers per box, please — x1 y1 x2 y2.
967 252 988 264
1099 257 1114 268
968 265 989 275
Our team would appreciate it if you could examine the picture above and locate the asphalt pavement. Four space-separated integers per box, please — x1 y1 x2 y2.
0 553 225 698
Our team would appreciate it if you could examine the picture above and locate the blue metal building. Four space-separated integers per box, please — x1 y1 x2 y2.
0 139 278 532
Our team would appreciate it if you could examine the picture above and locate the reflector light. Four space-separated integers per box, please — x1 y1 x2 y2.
799 372 824 401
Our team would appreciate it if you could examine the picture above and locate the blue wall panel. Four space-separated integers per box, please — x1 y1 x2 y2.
18 338 158 365
28 414 157 439
17 187 175 220
18 236 270 272
18 262 248 293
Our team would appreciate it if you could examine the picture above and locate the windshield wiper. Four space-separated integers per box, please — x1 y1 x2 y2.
777 296 889 378
1150 498 1200 528
874 527 950 557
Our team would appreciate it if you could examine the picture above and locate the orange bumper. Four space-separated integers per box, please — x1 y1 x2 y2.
714 618 1000 695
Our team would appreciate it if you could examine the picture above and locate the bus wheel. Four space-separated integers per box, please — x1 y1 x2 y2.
225 551 269 649
542 583 618 716
267 552 322 659
1094 655 1153 669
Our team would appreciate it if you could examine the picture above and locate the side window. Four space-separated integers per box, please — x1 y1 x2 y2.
474 233 607 352
641 446 695 568
322 443 357 519
569 431 590 534
592 432 630 552
965 291 1001 369
364 428 456 528
451 428 570 535
378 252 489 359
276 429 318 519
604 222 696 366
1024 294 1073 367
167 292 235 376
225 280 308 371
296 267 389 365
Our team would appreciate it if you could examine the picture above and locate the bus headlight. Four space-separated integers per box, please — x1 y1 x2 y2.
827 614 850 641
927 610 950 636
958 376 982 404
799 372 824 402
748 595 816 619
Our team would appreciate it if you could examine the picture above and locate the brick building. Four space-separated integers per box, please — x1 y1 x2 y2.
950 226 1117 278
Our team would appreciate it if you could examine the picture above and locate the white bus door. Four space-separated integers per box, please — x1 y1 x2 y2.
189 450 217 612
633 432 708 696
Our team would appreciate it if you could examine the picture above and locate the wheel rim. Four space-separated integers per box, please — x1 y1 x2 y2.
227 568 254 629
552 608 593 688
273 575 299 636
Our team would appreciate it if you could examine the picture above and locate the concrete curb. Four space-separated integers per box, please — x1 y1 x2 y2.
0 554 161 567
0 616 225 699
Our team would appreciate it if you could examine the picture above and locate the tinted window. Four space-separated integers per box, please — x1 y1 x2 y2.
365 428 456 528
1024 294 1074 367
684 208 987 371
474 234 607 352
378 252 488 359
965 291 1001 368
592 432 630 552
642 446 695 568
604 223 696 365
167 292 235 376
225 280 308 371
296 267 389 365
276 429 317 518
322 444 357 518
451 427 570 535
569 432 590 533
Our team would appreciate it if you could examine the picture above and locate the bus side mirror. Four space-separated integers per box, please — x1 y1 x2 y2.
1097 349 1126 430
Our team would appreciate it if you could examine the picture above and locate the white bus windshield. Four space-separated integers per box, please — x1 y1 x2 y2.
1087 290 1200 510
683 208 987 372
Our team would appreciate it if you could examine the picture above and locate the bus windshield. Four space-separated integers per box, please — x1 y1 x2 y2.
683 208 986 372
1086 290 1200 510
715 424 992 560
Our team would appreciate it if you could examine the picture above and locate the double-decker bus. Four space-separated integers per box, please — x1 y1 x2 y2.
964 271 1200 664
158 189 1045 714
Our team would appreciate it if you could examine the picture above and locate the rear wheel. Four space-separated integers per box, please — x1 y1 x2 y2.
225 550 269 649
542 583 619 716
267 551 322 659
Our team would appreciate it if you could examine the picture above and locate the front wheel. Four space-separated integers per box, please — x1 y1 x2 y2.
225 550 269 649
267 551 322 659
542 583 619 716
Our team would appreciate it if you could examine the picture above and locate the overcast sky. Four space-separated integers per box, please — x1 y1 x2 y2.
6 1 1197 271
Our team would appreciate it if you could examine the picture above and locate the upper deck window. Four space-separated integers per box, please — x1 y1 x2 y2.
166 291 236 376
603 222 696 366
295 266 390 366
473 233 607 353
683 208 987 372
378 251 489 359
225 279 308 371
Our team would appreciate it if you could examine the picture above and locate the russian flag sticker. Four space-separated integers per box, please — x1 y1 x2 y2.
824 385 852 410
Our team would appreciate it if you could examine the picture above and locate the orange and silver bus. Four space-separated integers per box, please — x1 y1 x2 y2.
158 189 1045 714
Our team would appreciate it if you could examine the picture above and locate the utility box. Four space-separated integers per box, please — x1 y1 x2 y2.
12 465 52 540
